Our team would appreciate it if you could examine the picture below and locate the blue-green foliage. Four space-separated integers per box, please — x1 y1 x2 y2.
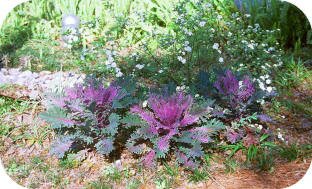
123 92 225 169
40 77 129 158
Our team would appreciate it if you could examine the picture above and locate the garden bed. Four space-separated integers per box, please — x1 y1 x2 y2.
0 0 312 188
0 78 311 188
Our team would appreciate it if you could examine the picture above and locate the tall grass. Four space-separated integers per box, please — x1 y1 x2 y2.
0 0 177 53
239 0 311 48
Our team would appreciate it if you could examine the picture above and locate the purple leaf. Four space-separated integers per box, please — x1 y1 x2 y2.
237 76 255 102
50 137 73 158
57 118 76 126
226 128 243 144
257 114 273 123
180 115 199 127
157 130 177 152
143 150 156 168
95 138 114 155
176 151 197 169
214 70 239 96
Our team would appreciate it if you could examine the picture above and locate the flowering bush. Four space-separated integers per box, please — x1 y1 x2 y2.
116 0 283 88
40 77 125 158
124 92 224 168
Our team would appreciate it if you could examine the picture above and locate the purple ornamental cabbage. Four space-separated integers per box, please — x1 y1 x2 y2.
55 81 120 128
41 78 122 158
127 92 223 168
131 92 198 138
214 70 255 109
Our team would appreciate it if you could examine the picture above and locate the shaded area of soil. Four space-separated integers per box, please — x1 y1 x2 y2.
206 160 311 189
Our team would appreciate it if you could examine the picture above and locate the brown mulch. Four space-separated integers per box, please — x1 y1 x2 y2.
0 84 30 100
205 160 311 189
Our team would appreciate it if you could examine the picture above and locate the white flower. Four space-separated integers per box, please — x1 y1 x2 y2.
218 57 224 63
107 56 114 63
184 46 192 52
245 14 251 18
217 15 223 20
204 3 212 8
259 81 265 91
217 50 222 54
247 43 254 50
178 14 184 20
195 94 200 98
199 21 206 27
135 64 144 70
267 86 273 93
116 71 123 77
184 41 190 46
266 79 272 84
239 81 243 88
177 56 186 64
142 100 148 108
113 160 122 170
184 29 193 36
111 62 117 68
213 43 219 50
277 132 284 141
258 124 263 130
228 32 233 37
64 43 73 49
105 50 112 56
268 47 275 52
72 36 79 42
